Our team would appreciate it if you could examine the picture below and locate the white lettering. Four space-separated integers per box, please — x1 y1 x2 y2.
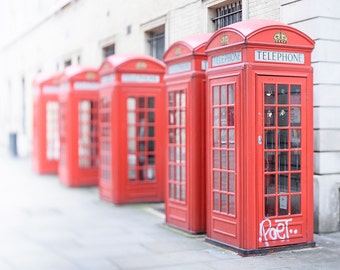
212 51 242 67
168 62 191 74
255 50 304 64
122 73 160 83
100 74 115 84
74 81 99 91
43 86 59 94
259 218 298 246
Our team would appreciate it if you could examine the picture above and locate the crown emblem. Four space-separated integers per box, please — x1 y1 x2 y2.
274 31 288 44
174 47 181 56
136 61 147 69
220 34 229 46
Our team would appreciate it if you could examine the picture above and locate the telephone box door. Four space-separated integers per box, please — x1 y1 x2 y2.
257 75 310 248
207 75 239 247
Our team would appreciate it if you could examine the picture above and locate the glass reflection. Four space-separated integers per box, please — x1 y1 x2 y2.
265 107 275 126
228 84 234 104
265 130 275 149
264 84 275 104
278 107 288 126
291 129 301 148
278 174 288 193
291 107 301 126
213 86 219 105
278 84 288 104
265 152 275 172
221 85 226 105
291 151 301 171
265 197 276 217
291 173 301 192
265 174 276 194
291 85 301 104
278 152 288 171
291 195 301 214
278 129 288 149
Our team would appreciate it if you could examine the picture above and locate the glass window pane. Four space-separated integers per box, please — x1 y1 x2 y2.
278 174 288 193
128 140 136 152
265 152 275 172
265 197 276 217
291 195 301 214
213 108 219 126
291 107 301 126
213 86 219 105
291 151 301 171
213 192 219 211
213 171 220 190
278 152 288 171
181 92 186 107
228 84 234 104
227 107 234 126
265 107 275 126
291 173 301 192
128 169 136 180
291 85 301 104
128 126 136 138
127 97 136 110
148 127 155 137
138 97 145 108
229 195 235 215
278 129 288 149
127 112 136 124
265 130 275 149
220 129 226 147
228 173 235 192
148 155 155 165
213 150 219 168
221 172 227 191
169 128 175 143
168 92 174 107
148 97 155 108
221 150 226 169
221 107 226 126
291 129 301 148
278 196 289 215
221 194 227 212
278 84 288 104
220 85 226 105
265 174 276 194
148 141 154 151
228 129 235 148
278 107 288 126
264 84 275 104
181 166 186 181
228 151 235 170
181 110 186 125
213 129 219 147
148 112 155 122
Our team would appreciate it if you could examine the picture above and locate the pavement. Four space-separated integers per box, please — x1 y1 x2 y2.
0 150 340 270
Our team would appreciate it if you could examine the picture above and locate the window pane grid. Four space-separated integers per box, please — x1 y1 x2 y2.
78 100 99 168
46 101 59 160
212 84 235 216
168 89 186 202
263 83 302 217
127 97 156 181
99 96 112 182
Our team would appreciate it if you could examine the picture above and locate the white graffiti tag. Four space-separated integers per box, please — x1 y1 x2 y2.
259 218 298 246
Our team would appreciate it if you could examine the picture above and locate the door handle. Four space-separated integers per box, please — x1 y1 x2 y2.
258 136 262 145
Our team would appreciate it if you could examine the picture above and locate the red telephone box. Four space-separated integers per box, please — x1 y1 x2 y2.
58 66 100 187
32 73 60 174
98 54 166 204
163 34 212 233
205 20 315 255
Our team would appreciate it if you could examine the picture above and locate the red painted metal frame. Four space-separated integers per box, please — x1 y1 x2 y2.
163 34 212 234
32 73 61 174
205 20 314 255
58 66 100 187
98 54 166 204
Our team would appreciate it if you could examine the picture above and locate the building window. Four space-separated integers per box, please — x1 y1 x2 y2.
102 44 115 59
147 28 165 61
211 1 242 30
64 59 72 67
